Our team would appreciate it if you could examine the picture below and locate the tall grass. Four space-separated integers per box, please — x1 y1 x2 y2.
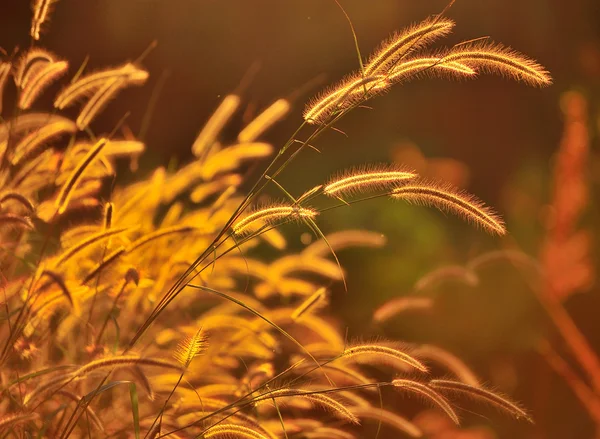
0 3 549 438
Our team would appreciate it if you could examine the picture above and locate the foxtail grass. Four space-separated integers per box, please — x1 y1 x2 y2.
0 3 549 437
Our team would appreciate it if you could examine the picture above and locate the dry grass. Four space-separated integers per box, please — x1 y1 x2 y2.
0 3 550 438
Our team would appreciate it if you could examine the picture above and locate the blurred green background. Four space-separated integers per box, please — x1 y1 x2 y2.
2 1 600 437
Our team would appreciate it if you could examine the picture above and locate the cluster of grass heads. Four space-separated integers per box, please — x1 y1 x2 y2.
0 2 549 438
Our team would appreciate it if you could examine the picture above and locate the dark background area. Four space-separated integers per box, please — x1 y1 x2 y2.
2 1 600 438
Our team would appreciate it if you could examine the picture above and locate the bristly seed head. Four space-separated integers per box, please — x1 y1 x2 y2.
174 328 208 368
324 165 417 197
233 205 318 236
391 180 506 235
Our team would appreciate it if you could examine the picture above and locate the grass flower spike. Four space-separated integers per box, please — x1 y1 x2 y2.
392 180 506 235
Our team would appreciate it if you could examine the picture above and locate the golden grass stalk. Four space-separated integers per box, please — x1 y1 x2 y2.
31 0 57 40
233 205 318 236
303 230 387 257
181 409 278 439
23 357 181 406
0 140 6 165
387 56 476 84
55 390 104 432
19 60 69 109
338 343 427 372
173 328 207 367
23 376 72 406
54 63 149 109
238 98 291 142
102 139 145 158
83 246 125 283
0 213 34 231
201 142 273 180
265 418 321 435
392 379 459 425
172 396 229 413
364 17 455 76
126 225 196 253
303 74 387 124
192 94 241 157
193 384 241 398
0 113 72 142
104 202 113 229
190 175 243 203
254 388 360 424
128 364 156 400
241 363 275 389
11 148 54 190
0 6 551 436
303 427 356 439
291 287 328 321
11 119 77 165
268 255 343 281
429 379 533 423
71 355 183 378
14 48 55 87
324 166 417 197
56 146 114 182
54 138 107 215
60 225 100 246
338 391 371 408
412 345 480 387
53 226 132 266
254 278 314 298
392 181 506 235
203 424 272 439
39 269 75 309
209 185 237 214
373 296 433 323
0 62 11 114
298 363 374 389
349 406 422 438
414 264 478 291
0 191 35 212
76 78 123 130
442 42 552 87
0 412 39 429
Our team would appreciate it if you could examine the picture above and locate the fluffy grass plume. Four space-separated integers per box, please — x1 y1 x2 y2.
54 63 149 110
324 165 417 197
430 379 533 423
364 17 456 76
386 56 476 84
54 138 107 214
393 379 460 425
173 329 208 368
373 296 434 322
31 0 58 40
392 180 506 235
192 94 241 157
349 406 422 437
338 342 428 372
303 74 389 124
20 61 69 110
291 287 329 321
232 205 318 235
442 41 552 87
0 62 11 113
304 15 550 125
238 98 291 143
